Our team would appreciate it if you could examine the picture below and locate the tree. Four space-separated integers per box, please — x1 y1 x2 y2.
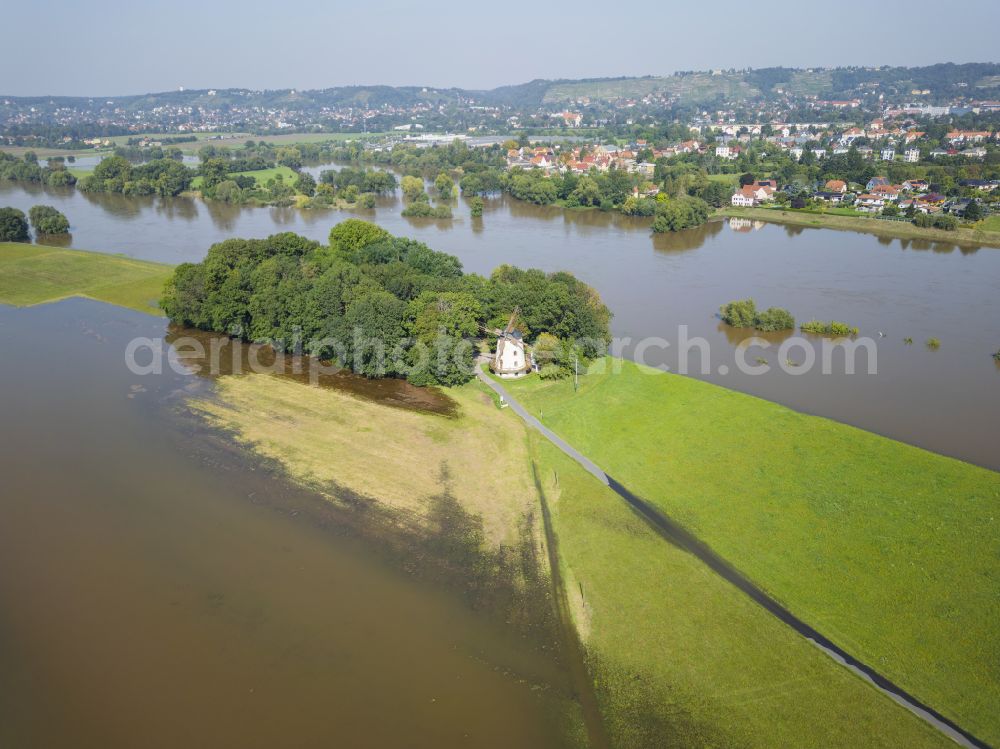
569 176 601 207
401 175 425 201
345 289 407 377
739 172 756 186
28 205 70 235
200 158 230 190
294 172 316 197
963 200 983 221
434 172 454 200
0 207 29 242
700 181 731 207
328 219 392 256
469 196 484 217
651 195 710 233
408 291 482 342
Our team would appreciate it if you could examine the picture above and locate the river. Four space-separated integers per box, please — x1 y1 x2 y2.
1 178 998 470
0 299 582 747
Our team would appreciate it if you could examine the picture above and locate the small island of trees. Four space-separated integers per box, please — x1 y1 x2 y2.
162 219 611 386
0 204 71 240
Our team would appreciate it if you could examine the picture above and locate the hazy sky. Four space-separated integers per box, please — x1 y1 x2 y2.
4 0 999 96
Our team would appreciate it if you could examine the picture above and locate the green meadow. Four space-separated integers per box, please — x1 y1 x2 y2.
505 358 1000 745
529 434 950 748
189 164 299 190
0 243 172 314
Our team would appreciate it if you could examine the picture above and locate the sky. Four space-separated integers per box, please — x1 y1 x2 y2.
3 0 999 96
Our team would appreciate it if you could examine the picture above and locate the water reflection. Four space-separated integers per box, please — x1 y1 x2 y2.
164 325 457 415
714 320 795 347
154 196 199 222
652 220 724 254
33 232 73 248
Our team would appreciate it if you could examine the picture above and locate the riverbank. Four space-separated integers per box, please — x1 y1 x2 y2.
194 369 959 747
718 206 1000 248
503 358 1000 746
0 242 172 314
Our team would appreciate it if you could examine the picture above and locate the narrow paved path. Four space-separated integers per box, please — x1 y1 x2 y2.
477 366 988 749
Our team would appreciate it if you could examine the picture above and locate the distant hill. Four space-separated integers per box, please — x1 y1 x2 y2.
3 63 999 119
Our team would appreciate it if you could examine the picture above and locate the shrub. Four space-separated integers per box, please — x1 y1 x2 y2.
992 349 1000 361
719 298 758 328
926 338 941 350
913 213 958 231
28 205 70 235
359 192 377 209
401 175 425 201
469 196 484 218
46 169 76 187
402 203 453 219
538 364 568 380
801 320 858 336
0 207 29 242
754 307 795 332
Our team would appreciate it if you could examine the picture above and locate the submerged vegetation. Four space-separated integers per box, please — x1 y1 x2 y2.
0 151 77 187
0 207 29 242
161 220 611 386
401 201 453 219
719 298 795 331
28 205 69 235
801 319 859 336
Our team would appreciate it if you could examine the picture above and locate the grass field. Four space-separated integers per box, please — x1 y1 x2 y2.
191 375 541 548
504 359 1000 744
189 164 298 190
189 368 956 746
706 173 738 186
720 206 1000 248
531 435 949 748
975 214 1000 232
0 243 172 314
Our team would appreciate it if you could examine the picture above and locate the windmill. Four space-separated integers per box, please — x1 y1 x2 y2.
490 306 530 378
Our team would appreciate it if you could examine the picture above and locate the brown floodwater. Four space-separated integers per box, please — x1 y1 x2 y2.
163 325 458 415
1 179 998 469
0 299 583 748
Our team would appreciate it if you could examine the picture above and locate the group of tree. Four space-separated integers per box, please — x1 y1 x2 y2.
0 152 77 187
77 155 193 197
28 205 70 234
161 219 611 386
398 174 453 219
0 205 70 241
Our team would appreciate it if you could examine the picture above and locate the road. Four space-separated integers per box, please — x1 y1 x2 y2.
476 365 988 749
